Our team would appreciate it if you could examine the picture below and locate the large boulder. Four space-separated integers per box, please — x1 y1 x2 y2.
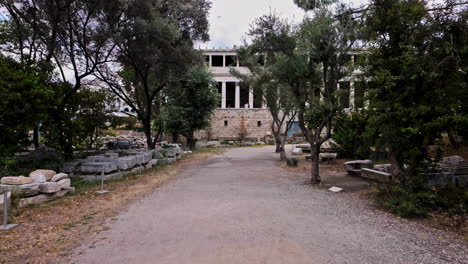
57 179 71 190
29 169 56 181
51 173 69 182
39 182 61 194
1 176 33 185
116 157 137 170
30 173 47 183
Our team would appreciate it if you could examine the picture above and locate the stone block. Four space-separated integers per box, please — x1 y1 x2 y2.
361 168 392 183
0 183 41 198
62 160 85 173
57 179 71 189
81 162 117 174
454 175 468 187
167 157 177 163
153 150 163 159
319 153 337 162
117 157 137 170
344 160 374 176
104 152 119 158
86 155 106 162
39 182 61 194
161 148 178 158
151 159 158 166
158 159 168 165
422 172 455 188
30 173 47 183
29 169 56 181
17 189 71 208
329 187 343 193
1 176 33 185
51 173 69 182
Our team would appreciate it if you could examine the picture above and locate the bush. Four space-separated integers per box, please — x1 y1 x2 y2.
377 185 468 218
0 158 63 178
333 112 375 159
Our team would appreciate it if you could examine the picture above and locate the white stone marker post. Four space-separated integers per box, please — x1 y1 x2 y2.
0 191 18 230
96 167 109 195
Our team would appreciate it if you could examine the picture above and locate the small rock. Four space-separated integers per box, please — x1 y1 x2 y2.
51 173 69 182
39 182 61 194
29 169 56 181
57 179 71 190
1 176 33 185
329 187 343 193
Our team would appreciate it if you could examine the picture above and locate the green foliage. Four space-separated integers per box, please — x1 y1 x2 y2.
0 157 63 178
333 112 375 159
362 0 468 177
377 185 468 218
0 55 54 153
163 66 218 149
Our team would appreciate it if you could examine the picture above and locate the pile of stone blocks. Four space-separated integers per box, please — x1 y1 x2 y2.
157 145 183 164
61 151 153 182
0 170 74 208
344 160 393 183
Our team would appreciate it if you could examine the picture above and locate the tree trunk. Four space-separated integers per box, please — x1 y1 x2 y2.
388 148 401 180
142 119 156 149
275 137 283 153
186 131 197 150
33 126 39 149
310 144 321 184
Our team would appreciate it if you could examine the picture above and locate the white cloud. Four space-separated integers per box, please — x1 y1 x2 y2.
199 0 370 49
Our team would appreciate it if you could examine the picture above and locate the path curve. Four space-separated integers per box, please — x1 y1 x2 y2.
72 147 467 264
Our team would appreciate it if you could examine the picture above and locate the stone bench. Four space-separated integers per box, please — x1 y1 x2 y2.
361 168 392 183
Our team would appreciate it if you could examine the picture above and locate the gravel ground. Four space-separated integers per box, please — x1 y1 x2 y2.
71 146 468 264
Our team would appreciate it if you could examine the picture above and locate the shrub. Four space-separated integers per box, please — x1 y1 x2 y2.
333 112 375 159
377 184 468 218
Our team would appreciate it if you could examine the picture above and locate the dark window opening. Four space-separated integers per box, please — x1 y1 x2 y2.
240 84 249 108
211 55 223 67
124 108 129 112
339 54 352 65
205 55 210 65
354 82 365 108
339 81 350 109
257 121 262 127
225 55 237 67
217 82 222 108
224 120 228 127
226 82 236 108
257 55 265 66
253 87 263 108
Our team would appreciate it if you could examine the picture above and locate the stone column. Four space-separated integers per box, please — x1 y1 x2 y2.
235 83 240 109
221 82 226 109
249 88 254 109
349 81 355 109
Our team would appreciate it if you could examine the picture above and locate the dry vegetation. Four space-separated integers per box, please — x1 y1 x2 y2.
0 149 223 264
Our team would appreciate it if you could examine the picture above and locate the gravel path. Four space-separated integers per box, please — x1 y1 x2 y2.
72 147 467 264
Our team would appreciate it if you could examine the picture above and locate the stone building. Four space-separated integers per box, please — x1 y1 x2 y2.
195 49 275 141
195 49 366 142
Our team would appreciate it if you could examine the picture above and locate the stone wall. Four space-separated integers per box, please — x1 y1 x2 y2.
195 109 273 141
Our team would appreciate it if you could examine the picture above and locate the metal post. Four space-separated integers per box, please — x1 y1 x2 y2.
96 168 109 195
0 192 18 230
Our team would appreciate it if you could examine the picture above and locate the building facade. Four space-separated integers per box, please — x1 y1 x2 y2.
195 49 274 141
196 49 366 142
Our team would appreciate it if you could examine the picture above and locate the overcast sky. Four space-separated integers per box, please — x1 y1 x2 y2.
200 0 369 49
